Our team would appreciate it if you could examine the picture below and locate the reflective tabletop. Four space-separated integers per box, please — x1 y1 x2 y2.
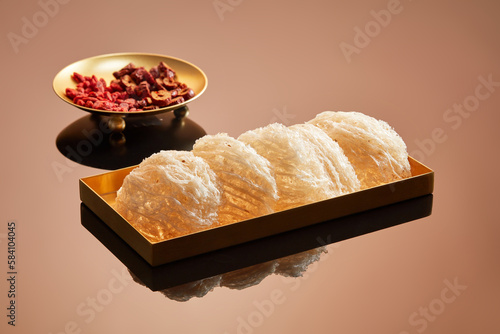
1 1 499 333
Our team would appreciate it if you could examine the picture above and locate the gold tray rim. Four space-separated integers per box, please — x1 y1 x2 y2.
79 156 434 266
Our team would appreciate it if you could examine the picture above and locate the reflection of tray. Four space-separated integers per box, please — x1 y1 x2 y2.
81 195 433 291
79 157 434 266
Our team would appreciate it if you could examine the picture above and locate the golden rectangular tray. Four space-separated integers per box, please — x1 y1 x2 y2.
79 157 434 266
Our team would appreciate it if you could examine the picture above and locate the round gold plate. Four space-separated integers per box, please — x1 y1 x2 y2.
53 52 207 116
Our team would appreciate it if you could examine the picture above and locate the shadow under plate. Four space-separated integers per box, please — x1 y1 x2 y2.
56 108 206 170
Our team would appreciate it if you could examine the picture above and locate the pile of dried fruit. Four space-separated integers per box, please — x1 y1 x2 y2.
65 61 195 112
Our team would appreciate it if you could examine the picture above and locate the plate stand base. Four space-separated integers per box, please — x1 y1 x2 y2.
56 108 206 170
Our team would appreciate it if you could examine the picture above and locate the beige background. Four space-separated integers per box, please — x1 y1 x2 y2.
1 0 499 333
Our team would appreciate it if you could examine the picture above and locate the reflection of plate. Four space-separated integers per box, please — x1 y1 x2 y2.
53 52 207 116
79 157 434 266
56 110 206 170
